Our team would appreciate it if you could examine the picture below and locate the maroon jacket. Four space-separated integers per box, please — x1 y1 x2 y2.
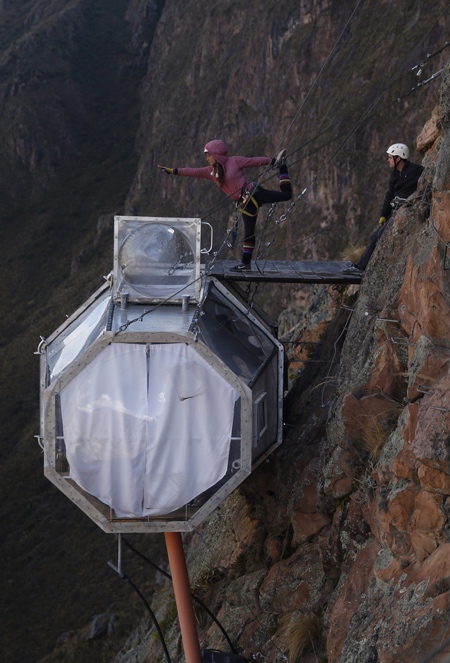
177 139 271 201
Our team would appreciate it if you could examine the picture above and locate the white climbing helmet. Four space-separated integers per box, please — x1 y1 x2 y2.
386 143 410 159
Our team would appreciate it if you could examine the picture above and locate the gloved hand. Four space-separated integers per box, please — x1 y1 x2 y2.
379 216 387 226
158 165 178 175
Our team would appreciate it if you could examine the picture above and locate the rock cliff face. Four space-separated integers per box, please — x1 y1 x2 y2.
119 67 450 663
2 2 450 662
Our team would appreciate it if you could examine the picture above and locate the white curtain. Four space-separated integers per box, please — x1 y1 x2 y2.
60 343 238 518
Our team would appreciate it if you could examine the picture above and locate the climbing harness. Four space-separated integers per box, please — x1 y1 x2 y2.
237 182 260 216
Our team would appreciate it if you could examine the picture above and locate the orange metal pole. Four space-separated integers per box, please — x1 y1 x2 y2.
164 531 201 663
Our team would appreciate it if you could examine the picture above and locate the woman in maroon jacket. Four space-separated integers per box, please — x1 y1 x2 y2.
159 139 292 271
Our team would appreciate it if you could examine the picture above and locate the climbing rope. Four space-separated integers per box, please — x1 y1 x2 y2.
255 48 447 267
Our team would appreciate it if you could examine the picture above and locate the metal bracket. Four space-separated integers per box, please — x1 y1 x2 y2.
107 534 124 577
201 222 214 254
34 336 47 355
35 435 44 450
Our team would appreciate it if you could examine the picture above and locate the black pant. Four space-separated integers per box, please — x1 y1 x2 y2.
240 178 292 264
355 221 388 271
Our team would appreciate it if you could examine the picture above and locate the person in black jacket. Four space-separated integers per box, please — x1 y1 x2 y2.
342 143 424 275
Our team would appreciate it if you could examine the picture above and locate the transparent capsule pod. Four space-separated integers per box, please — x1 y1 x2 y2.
39 217 284 533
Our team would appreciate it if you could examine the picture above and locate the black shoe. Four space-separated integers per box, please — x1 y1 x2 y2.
230 262 251 272
272 148 287 168
341 264 363 275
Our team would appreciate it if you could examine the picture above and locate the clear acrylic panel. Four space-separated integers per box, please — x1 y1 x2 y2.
46 289 111 384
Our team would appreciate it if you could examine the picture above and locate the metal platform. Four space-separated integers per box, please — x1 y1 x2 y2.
207 260 362 284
